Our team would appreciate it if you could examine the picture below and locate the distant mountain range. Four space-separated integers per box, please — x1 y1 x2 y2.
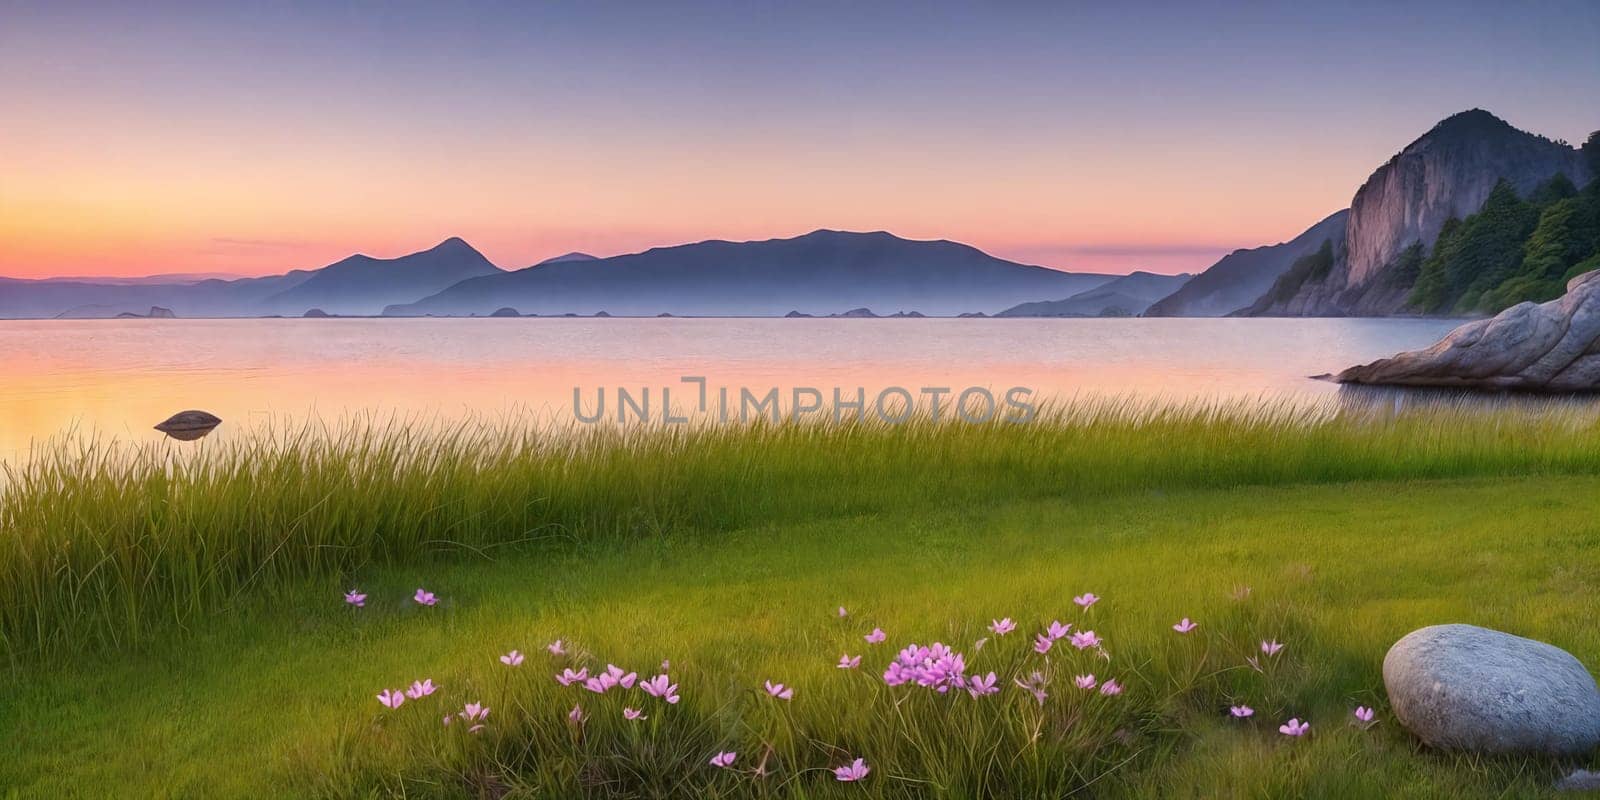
3 109 1593 321
997 271 1192 317
0 239 501 319
384 230 1114 317
0 230 1116 319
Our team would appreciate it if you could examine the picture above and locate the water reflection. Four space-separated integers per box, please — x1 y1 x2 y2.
0 316 1499 459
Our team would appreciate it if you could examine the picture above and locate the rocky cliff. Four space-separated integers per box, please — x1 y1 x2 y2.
1248 110 1592 316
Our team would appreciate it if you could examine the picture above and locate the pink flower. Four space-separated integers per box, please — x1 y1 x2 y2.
1073 593 1099 609
376 689 405 709
973 637 989 651
710 751 737 768
1099 678 1123 696
838 606 849 618
567 704 586 724
865 628 886 644
1014 671 1048 705
344 590 366 608
764 680 794 700
1069 630 1101 650
641 674 680 704
833 758 871 782
837 654 861 669
1230 705 1254 718
1046 620 1072 640
967 672 999 697
1074 674 1097 690
500 650 524 667
582 664 637 694
459 702 490 723
546 639 566 656
1260 639 1284 656
1172 617 1197 634
1033 634 1054 654
989 618 1016 635
622 707 645 721
556 667 589 686
1279 718 1310 737
1354 706 1376 726
613 665 639 689
413 588 438 606
405 679 437 699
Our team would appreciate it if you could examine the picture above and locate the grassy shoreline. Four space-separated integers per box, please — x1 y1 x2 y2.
8 399 1600 659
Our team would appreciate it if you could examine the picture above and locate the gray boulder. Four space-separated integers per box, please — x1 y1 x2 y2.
1337 270 1600 391
1383 624 1600 755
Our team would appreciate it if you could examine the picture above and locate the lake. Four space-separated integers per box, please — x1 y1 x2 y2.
0 316 1476 459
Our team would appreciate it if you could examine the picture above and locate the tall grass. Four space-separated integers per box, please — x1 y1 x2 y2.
5 397 1600 658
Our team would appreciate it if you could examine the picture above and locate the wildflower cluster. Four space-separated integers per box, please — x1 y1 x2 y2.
882 642 970 693
352 585 1381 788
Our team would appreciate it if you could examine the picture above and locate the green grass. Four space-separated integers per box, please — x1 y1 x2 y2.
3 405 1600 797
0 475 1597 796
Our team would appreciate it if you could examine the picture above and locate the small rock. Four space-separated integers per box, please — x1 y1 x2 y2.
1383 624 1600 755
154 410 222 442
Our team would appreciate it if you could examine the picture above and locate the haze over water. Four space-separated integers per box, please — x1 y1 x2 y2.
0 317 1473 460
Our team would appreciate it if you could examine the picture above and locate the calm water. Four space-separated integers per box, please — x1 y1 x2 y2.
0 317 1469 459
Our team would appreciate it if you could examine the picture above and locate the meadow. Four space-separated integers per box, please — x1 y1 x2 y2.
3 399 1600 797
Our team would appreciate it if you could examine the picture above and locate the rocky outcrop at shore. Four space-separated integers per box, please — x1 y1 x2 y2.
1336 270 1600 391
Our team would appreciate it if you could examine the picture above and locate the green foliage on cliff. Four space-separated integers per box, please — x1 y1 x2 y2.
1257 239 1335 308
1410 170 1600 314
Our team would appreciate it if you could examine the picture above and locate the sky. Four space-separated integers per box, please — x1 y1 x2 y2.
1 1 1597 280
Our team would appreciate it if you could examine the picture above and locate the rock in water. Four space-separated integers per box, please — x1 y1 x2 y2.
1337 270 1600 391
154 410 222 441
1383 624 1600 755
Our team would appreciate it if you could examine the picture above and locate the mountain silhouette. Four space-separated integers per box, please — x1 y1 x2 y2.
259 238 501 315
385 230 1113 317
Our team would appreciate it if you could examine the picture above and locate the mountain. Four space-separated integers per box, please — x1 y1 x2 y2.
536 252 599 265
0 238 499 318
257 238 501 315
384 230 1116 317
997 271 1192 317
1244 110 1594 316
1144 211 1348 317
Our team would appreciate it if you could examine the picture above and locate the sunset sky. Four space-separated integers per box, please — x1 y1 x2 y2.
2 1 1597 279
